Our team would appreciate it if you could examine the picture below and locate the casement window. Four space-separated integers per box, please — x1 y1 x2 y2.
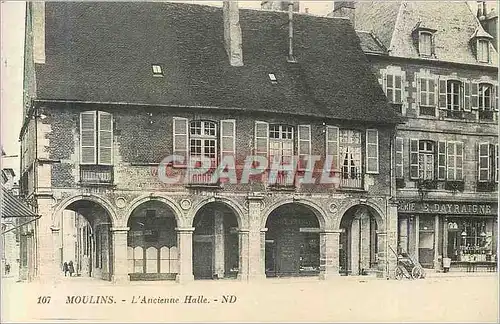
477 39 490 63
417 76 437 116
419 32 433 57
80 111 113 165
172 118 235 168
395 137 404 179
384 73 403 104
479 83 492 110
411 139 465 181
447 81 462 111
269 125 294 164
478 142 499 183
339 129 362 184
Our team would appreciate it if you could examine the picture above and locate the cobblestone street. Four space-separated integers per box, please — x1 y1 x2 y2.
2 274 498 323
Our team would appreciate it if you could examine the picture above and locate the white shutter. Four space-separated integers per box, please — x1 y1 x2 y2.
298 125 312 170
496 144 499 183
456 142 463 180
416 74 422 106
254 121 269 158
395 137 404 179
471 82 479 110
173 117 188 166
447 142 456 180
98 111 113 165
478 142 490 182
494 84 499 112
437 141 447 180
220 119 236 162
366 129 379 174
80 111 97 165
430 76 437 108
326 126 339 171
409 139 419 179
463 80 471 112
438 77 447 110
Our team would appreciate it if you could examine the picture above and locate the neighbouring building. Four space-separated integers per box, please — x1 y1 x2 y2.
332 1 498 272
20 1 403 283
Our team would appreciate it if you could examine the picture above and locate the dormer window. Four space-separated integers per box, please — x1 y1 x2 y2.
152 64 163 77
477 39 490 63
419 32 433 57
412 22 437 58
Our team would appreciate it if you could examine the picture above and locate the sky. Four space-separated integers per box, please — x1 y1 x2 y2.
0 1 497 176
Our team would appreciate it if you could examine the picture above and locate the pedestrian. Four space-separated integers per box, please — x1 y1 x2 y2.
5 264 10 275
68 261 75 277
63 262 69 276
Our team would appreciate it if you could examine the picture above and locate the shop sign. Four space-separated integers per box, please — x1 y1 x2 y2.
397 201 496 215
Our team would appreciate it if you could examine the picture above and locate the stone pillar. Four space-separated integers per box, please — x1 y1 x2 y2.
247 196 266 281
176 227 195 283
376 231 388 278
399 217 408 253
111 227 129 283
213 210 225 278
35 196 59 282
414 215 420 262
443 217 448 259
237 230 249 281
360 214 371 272
319 230 340 280
433 215 440 271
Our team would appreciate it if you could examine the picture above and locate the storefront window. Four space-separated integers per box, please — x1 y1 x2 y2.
447 218 493 262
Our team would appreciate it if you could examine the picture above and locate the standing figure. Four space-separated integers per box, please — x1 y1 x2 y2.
63 262 69 276
68 261 75 277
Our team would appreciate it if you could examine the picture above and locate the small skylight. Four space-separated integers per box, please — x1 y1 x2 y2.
152 64 163 77
269 73 277 82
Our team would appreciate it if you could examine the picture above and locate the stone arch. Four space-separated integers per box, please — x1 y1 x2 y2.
188 196 247 229
334 200 386 231
52 194 118 229
261 198 328 230
124 195 184 228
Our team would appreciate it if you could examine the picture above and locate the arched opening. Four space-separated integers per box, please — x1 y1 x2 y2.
127 200 178 281
59 200 113 281
339 205 380 276
192 202 239 280
265 203 321 278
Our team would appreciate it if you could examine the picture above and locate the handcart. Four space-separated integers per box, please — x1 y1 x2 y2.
390 246 426 280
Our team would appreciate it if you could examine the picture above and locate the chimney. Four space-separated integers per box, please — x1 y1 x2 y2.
287 1 296 62
477 1 486 20
331 2 355 27
32 2 46 64
223 1 243 66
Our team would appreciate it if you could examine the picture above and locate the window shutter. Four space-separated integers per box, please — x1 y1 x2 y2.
438 77 447 110
326 126 339 171
80 111 97 164
446 142 455 180
98 111 113 165
409 139 419 180
416 75 421 106
456 142 463 180
173 117 188 166
298 125 312 170
478 142 490 182
395 137 404 179
382 70 388 96
464 81 471 112
496 144 499 183
430 34 436 56
220 119 236 162
366 129 379 174
254 121 269 159
495 84 499 112
471 82 479 110
437 141 447 180
430 76 437 108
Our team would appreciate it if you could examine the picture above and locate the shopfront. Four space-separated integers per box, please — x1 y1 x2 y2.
397 200 497 272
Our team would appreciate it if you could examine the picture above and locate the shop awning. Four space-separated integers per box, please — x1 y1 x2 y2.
1 185 37 218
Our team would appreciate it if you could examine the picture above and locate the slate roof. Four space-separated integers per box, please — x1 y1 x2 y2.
33 2 402 124
356 31 387 55
1 185 37 218
354 1 498 66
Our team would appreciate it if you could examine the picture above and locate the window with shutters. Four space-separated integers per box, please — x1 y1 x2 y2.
79 111 113 184
446 142 464 181
395 137 404 180
477 142 498 191
478 83 494 120
269 125 294 164
188 120 218 185
339 130 363 188
446 80 464 118
477 39 490 63
418 77 436 116
418 141 434 180
385 73 403 104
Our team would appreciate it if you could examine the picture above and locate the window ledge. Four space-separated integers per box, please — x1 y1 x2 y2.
78 182 116 188
268 185 296 192
337 187 366 193
185 183 221 189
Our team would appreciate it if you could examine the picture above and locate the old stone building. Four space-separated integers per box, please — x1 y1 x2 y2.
20 2 402 283
332 1 499 272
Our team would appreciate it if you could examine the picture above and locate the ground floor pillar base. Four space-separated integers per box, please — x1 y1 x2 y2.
319 272 341 280
176 273 194 283
112 274 129 284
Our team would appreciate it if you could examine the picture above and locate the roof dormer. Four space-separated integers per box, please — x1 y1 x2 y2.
470 27 494 63
412 22 437 58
